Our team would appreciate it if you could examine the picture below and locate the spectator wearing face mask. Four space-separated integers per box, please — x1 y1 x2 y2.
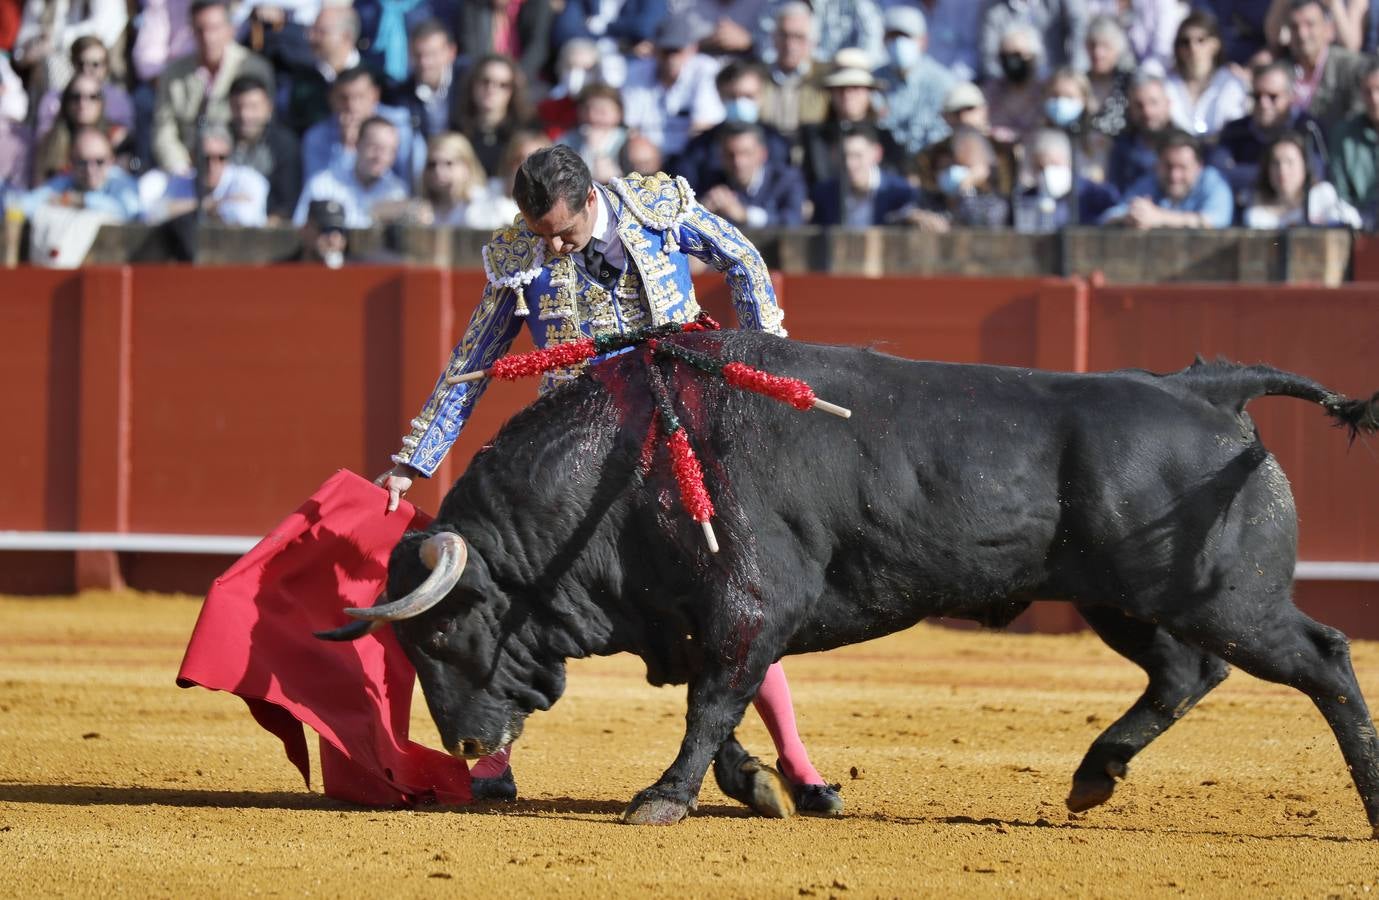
671 59 792 193
1040 67 1110 182
1107 72 1175 193
873 6 955 155
905 126 1012 232
810 125 917 227
1014 127 1120 231
551 0 668 83
985 21 1048 145
914 81 1020 196
981 0 1089 82
537 38 600 139
621 22 726 160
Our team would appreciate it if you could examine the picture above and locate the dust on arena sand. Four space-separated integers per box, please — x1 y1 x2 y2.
2 592 1377 898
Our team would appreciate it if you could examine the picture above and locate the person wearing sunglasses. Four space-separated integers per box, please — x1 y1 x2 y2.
33 36 134 141
139 124 269 227
1164 11 1249 138
1210 59 1328 204
32 73 127 185
19 127 140 221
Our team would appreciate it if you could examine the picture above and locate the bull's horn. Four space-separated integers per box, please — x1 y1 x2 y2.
343 532 468 622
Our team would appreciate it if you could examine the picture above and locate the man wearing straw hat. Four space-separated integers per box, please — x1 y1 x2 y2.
373 144 844 816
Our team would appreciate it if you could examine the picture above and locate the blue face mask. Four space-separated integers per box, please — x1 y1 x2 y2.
723 97 760 124
887 36 922 72
1044 96 1085 127
937 164 970 196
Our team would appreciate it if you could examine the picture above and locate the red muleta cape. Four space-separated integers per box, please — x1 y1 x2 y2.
176 469 471 807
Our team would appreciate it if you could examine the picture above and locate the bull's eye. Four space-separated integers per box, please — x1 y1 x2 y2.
426 629 450 653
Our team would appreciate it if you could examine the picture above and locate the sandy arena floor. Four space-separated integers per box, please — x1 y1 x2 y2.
1 591 1377 898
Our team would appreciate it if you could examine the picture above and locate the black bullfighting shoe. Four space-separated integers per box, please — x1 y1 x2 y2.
777 759 844 816
470 767 518 802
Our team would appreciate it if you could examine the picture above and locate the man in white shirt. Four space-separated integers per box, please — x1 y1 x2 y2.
142 124 271 226
294 115 409 227
620 22 725 158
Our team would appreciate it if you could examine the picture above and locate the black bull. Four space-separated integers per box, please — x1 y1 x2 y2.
321 330 1379 834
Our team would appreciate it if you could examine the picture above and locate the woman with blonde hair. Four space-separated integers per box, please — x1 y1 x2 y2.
410 132 497 228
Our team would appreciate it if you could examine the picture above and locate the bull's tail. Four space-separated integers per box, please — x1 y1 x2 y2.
1178 358 1379 443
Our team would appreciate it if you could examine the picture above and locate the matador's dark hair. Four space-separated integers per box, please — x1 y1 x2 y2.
513 144 593 219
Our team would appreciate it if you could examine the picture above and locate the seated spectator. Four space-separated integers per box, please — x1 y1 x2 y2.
292 197 349 267
398 132 512 228
1 52 31 190
302 67 420 184
353 0 454 88
1165 11 1249 137
1085 0 1182 71
32 74 127 185
21 127 139 221
921 0 985 83
1014 127 1120 231
1190 0 1272 66
1329 59 1379 227
139 125 270 227
1243 130 1362 227
904 126 1011 231
985 21 1048 144
153 0 275 175
1211 60 1326 203
1099 128 1234 228
550 0 667 89
385 19 461 141
915 81 1019 196
11 0 127 101
798 0 885 67
874 6 956 155
228 75 302 222
1265 0 1370 52
537 38 600 139
454 0 552 85
1040 67 1110 181
556 84 628 184
758 2 829 139
672 60 792 192
620 131 664 176
1086 15 1137 141
798 52 906 188
981 0 1089 81
1283 0 1370 128
450 53 537 179
294 115 409 227
621 23 725 162
811 126 917 228
699 122 806 228
1107 73 1175 193
34 36 134 140
279 4 363 134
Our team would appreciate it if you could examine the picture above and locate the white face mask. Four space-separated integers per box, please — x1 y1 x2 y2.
1041 164 1073 199
560 67 589 97
322 249 345 269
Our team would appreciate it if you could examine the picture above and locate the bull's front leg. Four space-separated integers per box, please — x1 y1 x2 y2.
621 658 768 825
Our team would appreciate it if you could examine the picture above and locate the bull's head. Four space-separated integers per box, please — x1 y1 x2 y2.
316 531 566 760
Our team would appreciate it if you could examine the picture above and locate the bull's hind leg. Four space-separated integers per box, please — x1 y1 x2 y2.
1169 604 1379 838
1068 605 1231 813
712 734 795 818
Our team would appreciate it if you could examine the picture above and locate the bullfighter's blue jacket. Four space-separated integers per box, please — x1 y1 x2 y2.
392 172 788 477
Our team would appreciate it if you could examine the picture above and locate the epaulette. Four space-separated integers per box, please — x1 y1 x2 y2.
481 220 545 316
608 173 696 252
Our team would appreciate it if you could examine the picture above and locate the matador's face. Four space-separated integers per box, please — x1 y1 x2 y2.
524 187 599 258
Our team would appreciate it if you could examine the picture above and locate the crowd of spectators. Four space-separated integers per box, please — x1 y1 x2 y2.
3 0 1379 260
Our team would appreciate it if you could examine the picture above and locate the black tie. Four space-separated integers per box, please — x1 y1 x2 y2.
582 241 616 288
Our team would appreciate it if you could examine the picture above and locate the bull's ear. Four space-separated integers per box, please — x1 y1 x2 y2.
314 620 382 641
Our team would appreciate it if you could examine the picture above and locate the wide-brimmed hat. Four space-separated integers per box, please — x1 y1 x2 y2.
822 48 876 89
942 81 987 113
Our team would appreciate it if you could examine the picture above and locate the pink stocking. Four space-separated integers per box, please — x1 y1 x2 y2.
470 746 512 780
752 661 824 786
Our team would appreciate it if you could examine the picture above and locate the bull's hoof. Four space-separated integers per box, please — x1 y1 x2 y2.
793 782 844 816
470 767 517 802
621 793 692 825
1066 760 1128 813
743 760 795 819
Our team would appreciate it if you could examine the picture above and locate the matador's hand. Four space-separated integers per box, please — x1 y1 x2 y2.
374 464 417 513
